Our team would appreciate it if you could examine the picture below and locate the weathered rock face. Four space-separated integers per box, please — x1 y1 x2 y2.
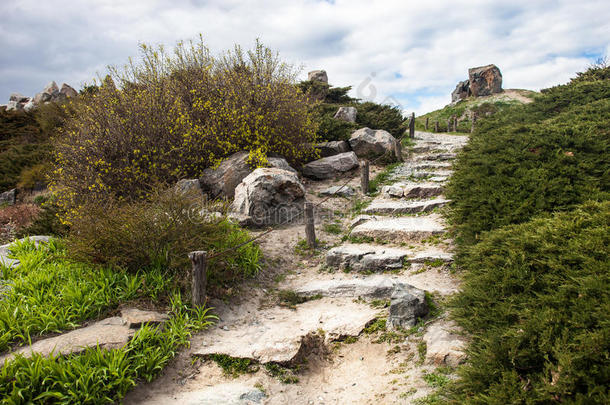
6 81 78 112
232 168 305 226
348 127 397 159
60 83 78 98
451 79 470 103
333 106 357 123
468 64 502 97
302 151 359 180
308 70 328 83
200 152 296 199
315 140 351 158
175 179 203 196
320 185 355 197
388 284 429 329
0 189 16 205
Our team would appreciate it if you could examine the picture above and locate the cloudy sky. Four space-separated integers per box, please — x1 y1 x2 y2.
1 0 609 114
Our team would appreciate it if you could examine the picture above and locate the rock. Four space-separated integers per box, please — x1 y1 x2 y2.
43 81 60 98
315 140 351 157
468 64 502 97
423 153 456 161
137 383 266 405
175 179 202 196
408 249 454 264
320 185 355 197
308 70 328 83
349 214 378 228
295 275 400 298
121 308 169 328
60 83 78 98
6 101 23 111
200 152 296 199
350 216 445 243
193 298 378 363
381 184 406 198
9 93 28 103
451 80 470 103
302 151 359 180
325 244 409 272
362 198 449 215
403 183 444 199
423 322 467 367
0 189 16 205
333 106 357 123
232 168 305 226
0 317 133 362
348 127 397 159
388 284 428 329
23 99 36 112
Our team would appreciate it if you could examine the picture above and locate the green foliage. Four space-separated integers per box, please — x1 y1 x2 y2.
0 294 215 403
265 363 300 384
17 196 68 238
277 290 321 309
65 188 261 285
209 354 259 377
53 38 318 219
322 222 343 234
422 371 450 388
447 69 610 245
449 201 610 404
355 102 406 138
369 162 400 193
0 238 172 352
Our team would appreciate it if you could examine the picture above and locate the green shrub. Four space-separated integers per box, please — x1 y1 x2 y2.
53 38 318 219
447 68 610 245
65 188 261 285
449 201 610 404
355 101 406 138
17 162 51 190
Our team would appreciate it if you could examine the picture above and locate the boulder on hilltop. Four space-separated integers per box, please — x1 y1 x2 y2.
451 64 503 103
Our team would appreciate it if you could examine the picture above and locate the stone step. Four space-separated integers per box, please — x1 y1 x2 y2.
350 215 446 243
381 182 444 199
362 197 449 215
407 162 453 171
417 152 457 161
193 298 379 364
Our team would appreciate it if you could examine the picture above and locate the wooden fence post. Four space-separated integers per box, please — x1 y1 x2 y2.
305 202 316 249
434 121 439 132
394 140 403 162
471 113 477 133
360 160 370 195
453 116 458 132
409 112 415 138
424 117 429 131
447 118 452 132
189 251 207 307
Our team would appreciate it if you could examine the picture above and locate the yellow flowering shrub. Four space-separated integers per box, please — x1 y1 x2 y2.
52 38 318 222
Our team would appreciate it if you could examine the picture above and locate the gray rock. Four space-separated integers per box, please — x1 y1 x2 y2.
295 276 399 299
23 99 36 112
175 179 202 196
121 308 169 328
60 83 78 98
326 244 409 272
268 156 297 174
348 127 397 159
315 140 351 157
468 64 502 97
232 168 305 226
0 189 16 205
362 198 449 215
200 152 253 199
302 151 359 180
451 80 470 103
9 93 28 103
381 184 406 198
350 216 445 243
333 106 357 123
6 101 22 111
320 185 355 197
403 183 444 199
308 70 328 83
388 284 428 329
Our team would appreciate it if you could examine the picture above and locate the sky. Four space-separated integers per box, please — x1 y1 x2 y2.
1 0 609 115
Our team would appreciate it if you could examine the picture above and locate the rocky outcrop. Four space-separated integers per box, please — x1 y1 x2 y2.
348 127 397 159
200 152 296 199
6 81 78 112
451 80 470 103
302 151 359 180
333 106 357 122
315 140 351 158
232 168 305 226
468 64 502 97
308 70 328 83
0 189 16 205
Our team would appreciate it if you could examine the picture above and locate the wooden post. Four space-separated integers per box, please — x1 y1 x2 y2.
453 116 458 132
447 118 452 132
409 112 415 138
304 202 316 249
424 117 429 131
189 251 207 307
471 113 477 133
394 140 403 162
434 121 439 132
360 160 369 195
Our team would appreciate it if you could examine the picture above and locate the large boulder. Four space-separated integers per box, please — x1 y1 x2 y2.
333 106 357 123
33 81 60 104
200 152 296 199
348 127 397 159
9 93 28 103
451 79 470 103
60 83 78 98
308 70 328 83
232 168 305 226
302 151 359 180
468 64 502 97
315 140 351 158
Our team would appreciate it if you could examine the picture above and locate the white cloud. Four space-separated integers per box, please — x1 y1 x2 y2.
1 0 609 113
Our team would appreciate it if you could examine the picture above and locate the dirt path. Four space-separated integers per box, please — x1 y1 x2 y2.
124 131 469 405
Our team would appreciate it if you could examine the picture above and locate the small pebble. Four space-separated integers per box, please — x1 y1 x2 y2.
222 326 229 331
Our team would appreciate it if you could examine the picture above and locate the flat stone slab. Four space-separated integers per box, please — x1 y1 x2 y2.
351 216 446 243
121 308 169 328
326 244 410 271
295 275 399 299
381 183 444 199
193 299 379 364
409 249 454 263
320 185 356 197
424 321 467 367
362 198 449 215
137 383 266 405
421 153 456 161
